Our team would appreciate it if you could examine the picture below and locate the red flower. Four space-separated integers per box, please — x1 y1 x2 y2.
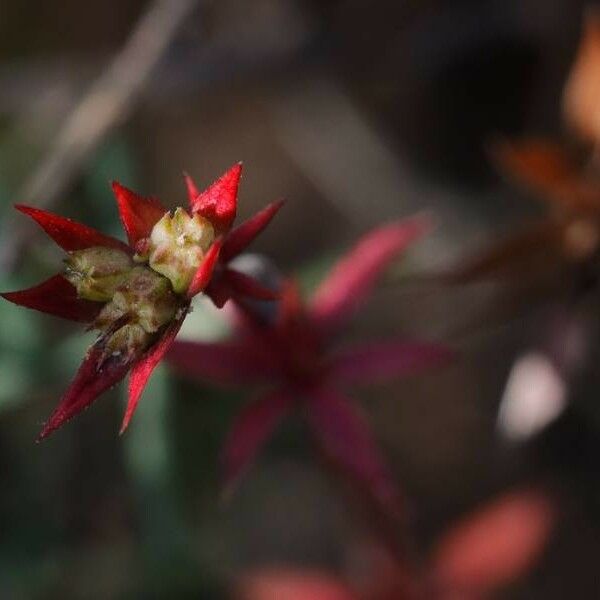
169 216 451 512
2 164 282 440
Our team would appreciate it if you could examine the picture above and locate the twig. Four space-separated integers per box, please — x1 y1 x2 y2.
0 0 200 273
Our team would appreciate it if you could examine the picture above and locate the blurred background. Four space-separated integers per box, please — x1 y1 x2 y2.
1 0 600 597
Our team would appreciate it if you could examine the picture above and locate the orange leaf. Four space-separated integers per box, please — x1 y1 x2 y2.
491 139 600 212
563 10 600 144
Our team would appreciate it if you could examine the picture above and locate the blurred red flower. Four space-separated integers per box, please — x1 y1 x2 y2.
169 215 451 514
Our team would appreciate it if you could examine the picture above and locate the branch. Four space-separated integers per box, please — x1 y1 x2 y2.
0 0 200 273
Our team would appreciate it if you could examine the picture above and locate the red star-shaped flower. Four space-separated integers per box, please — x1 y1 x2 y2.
2 164 283 440
169 216 451 512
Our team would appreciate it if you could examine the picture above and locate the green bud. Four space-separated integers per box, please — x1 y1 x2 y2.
104 323 152 363
65 247 133 302
95 266 179 334
147 207 215 294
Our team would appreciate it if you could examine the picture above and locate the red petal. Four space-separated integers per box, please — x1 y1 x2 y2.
432 489 555 594
277 279 304 325
168 339 276 385
120 312 187 434
221 388 292 493
220 200 284 263
184 172 200 205
330 340 453 384
205 278 233 309
189 163 242 232
2 275 102 322
187 239 223 298
111 181 167 247
309 215 431 329
15 205 129 253
224 269 279 301
306 387 401 515
37 337 131 440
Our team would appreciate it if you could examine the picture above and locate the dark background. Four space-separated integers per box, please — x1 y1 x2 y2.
0 1 599 597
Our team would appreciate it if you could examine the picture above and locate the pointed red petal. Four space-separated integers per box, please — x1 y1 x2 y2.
15 205 129 253
221 388 292 493
220 200 284 263
120 312 187 434
309 215 431 329
111 181 167 247
277 279 304 325
224 269 279 301
2 275 102 322
37 338 131 440
187 239 223 298
306 387 401 515
205 278 233 309
330 340 453 384
432 489 555 594
168 339 276 385
184 172 200 205
189 163 242 232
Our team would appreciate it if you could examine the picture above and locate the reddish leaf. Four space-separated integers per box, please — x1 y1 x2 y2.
168 339 277 385
111 181 167 247
491 139 600 211
221 388 292 492
224 269 279 301
310 216 430 329
306 387 400 515
220 200 285 263
235 569 356 600
38 337 131 440
15 205 129 253
432 489 555 595
187 238 223 298
330 340 453 385
189 163 242 232
1 275 102 323
120 313 187 433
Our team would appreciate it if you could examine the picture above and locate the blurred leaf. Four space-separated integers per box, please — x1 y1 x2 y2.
297 252 337 296
563 11 600 144
432 488 556 595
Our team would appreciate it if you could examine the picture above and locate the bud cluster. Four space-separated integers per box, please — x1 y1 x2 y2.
62 206 213 361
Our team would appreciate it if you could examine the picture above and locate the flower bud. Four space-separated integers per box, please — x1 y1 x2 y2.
95 266 180 334
104 323 151 363
64 247 133 302
145 207 215 294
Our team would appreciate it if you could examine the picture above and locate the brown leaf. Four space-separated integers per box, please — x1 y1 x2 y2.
491 139 600 212
446 219 564 282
